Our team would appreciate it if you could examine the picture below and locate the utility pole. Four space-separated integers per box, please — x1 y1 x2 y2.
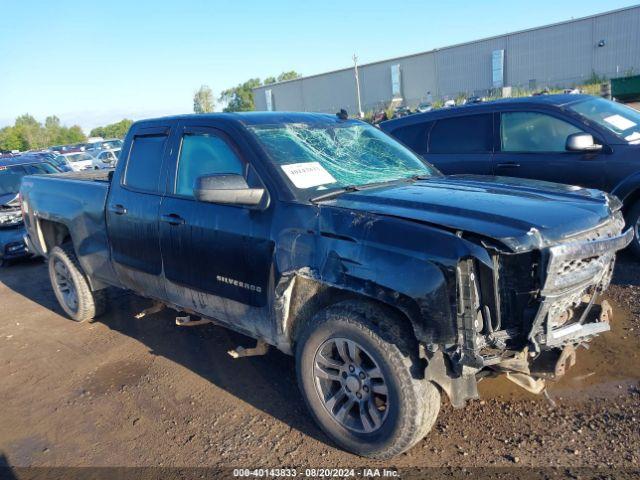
353 54 363 118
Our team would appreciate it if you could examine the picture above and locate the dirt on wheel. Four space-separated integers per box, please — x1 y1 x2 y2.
0 255 638 474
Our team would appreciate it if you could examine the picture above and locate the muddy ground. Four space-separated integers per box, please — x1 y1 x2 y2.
0 254 638 476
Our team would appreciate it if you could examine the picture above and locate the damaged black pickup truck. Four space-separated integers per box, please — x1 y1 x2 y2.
20 113 632 458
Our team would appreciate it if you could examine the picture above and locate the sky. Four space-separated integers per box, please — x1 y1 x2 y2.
1 0 638 134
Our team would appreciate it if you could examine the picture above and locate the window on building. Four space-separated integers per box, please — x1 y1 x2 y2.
391 64 402 99
265 89 273 111
124 134 168 192
501 112 582 152
429 114 493 154
176 134 244 197
492 49 504 88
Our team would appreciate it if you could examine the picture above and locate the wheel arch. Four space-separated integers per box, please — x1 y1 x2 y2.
37 218 107 291
37 218 72 255
281 275 423 362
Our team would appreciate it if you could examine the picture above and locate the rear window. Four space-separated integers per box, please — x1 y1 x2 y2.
124 135 168 192
429 114 493 154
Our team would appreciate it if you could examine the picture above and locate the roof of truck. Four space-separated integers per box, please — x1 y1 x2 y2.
135 111 353 128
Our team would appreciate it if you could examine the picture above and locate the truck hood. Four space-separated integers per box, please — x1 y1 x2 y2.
324 175 618 252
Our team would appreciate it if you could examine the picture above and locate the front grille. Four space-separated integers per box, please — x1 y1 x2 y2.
531 217 630 349
543 218 623 296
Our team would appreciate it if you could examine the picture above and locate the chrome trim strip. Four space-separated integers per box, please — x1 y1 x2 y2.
547 228 633 264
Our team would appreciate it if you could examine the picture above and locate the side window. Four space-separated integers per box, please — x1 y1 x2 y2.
391 122 431 153
429 114 492 154
124 134 168 192
501 112 582 152
175 133 244 197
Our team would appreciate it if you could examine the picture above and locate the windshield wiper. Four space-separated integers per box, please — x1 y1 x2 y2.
310 185 359 203
310 179 405 203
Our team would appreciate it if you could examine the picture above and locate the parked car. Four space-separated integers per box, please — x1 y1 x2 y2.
102 138 123 151
25 151 73 172
392 106 413 118
49 154 73 172
371 110 389 124
86 138 124 153
92 148 120 169
60 152 95 172
466 95 485 104
0 157 60 264
380 94 640 257
21 113 631 458
415 102 433 113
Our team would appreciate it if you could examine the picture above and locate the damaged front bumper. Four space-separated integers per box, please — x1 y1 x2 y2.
425 221 633 407
531 225 633 350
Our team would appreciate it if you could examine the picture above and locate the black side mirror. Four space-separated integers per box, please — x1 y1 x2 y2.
194 174 266 207
566 132 603 152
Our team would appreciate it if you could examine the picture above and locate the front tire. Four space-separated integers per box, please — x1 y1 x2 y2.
627 201 640 259
295 301 440 459
48 244 107 322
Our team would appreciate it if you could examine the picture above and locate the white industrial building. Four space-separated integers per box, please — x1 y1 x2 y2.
253 5 640 113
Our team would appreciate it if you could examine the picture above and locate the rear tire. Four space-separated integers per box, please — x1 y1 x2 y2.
295 300 440 459
48 244 107 322
627 201 640 259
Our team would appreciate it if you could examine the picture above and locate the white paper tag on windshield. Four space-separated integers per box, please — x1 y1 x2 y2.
604 114 636 131
281 162 337 189
625 131 640 144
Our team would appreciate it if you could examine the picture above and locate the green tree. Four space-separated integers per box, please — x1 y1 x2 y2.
90 126 106 138
217 71 300 112
276 71 301 82
0 126 25 151
90 119 133 139
193 85 215 113
0 114 86 151
45 115 60 130
64 126 87 144
219 78 261 112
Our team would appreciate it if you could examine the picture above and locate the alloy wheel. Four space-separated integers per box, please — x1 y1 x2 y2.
313 337 389 434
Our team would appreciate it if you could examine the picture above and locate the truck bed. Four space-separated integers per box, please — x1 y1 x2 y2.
20 171 118 288
48 169 112 182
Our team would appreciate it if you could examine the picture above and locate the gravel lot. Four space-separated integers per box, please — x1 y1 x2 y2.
0 254 638 477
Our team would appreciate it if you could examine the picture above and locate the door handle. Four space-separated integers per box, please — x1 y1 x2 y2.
109 204 127 215
496 162 521 168
160 213 185 226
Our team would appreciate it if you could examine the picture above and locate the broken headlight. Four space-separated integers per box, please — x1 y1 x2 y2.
0 210 23 227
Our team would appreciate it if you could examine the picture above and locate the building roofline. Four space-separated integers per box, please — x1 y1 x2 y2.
253 3 640 91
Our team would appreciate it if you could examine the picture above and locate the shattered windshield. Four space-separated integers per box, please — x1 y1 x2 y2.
250 121 437 198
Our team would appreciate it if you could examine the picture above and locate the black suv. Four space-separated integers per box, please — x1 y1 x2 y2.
380 94 640 256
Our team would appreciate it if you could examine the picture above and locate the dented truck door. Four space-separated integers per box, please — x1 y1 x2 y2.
159 120 275 338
